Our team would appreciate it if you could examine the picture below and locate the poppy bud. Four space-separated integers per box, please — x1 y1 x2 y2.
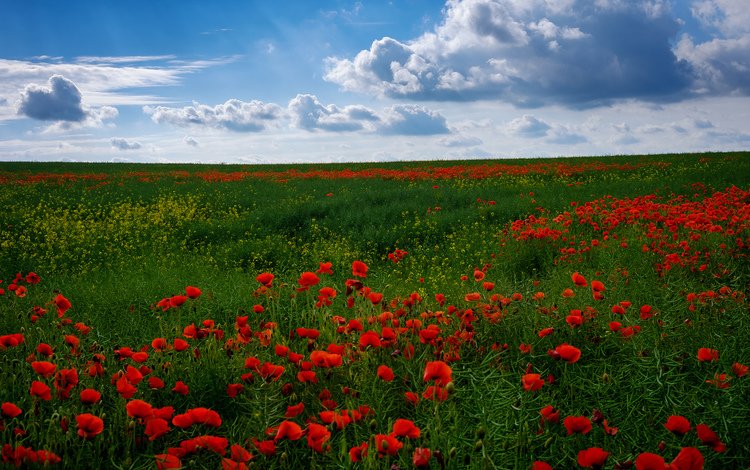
544 436 554 448
381 440 389 450
280 452 287 462
369 419 377 431
445 382 455 393
601 372 610 383
476 426 486 439
474 440 483 451
281 383 293 396
449 447 457 459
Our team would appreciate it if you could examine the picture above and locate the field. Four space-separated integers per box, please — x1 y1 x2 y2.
1 152 749 469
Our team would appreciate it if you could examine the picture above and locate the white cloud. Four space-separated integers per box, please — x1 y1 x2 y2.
379 104 450 135
144 99 284 132
110 137 142 150
16 75 118 132
438 134 483 147
506 114 551 137
325 0 691 106
184 136 199 147
288 94 379 132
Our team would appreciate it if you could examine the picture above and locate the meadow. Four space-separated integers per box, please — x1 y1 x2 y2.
0 152 748 469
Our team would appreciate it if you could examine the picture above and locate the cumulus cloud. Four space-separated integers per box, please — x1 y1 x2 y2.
288 94 379 132
16 75 118 130
184 136 199 147
507 114 551 137
378 104 451 135
324 0 694 106
18 75 87 121
110 137 142 150
144 99 283 132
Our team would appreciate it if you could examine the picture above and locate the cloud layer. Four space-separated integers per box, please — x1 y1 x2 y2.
324 0 748 107
144 100 284 132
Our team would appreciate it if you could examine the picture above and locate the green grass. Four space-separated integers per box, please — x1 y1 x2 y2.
0 151 749 469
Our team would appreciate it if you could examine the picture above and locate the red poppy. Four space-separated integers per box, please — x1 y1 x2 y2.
352 260 368 278
116 376 137 399
274 420 303 441
155 454 181 470
349 442 368 462
423 360 452 386
145 418 170 441
174 338 189 351
664 415 691 436
591 280 605 292
227 383 244 398
696 424 725 452
306 423 331 453
31 361 57 378
316 262 333 275
635 452 667 470
126 400 154 420
540 405 560 424
732 362 748 377
55 294 71 317
538 327 554 338
188 407 222 427
564 416 592 435
566 314 584 327
422 385 449 401
405 391 420 406
80 388 101 405
572 272 588 287
577 447 609 468
413 447 431 467
297 272 320 291
696 348 719 362
522 373 545 392
1 402 21 419
255 272 274 287
169 295 187 308
230 444 253 463
377 365 395 382
375 434 402 457
30 381 52 401
172 381 189 396
473 269 485 281
670 447 704 470
185 286 202 299
393 419 421 439
76 413 104 439
555 343 582 364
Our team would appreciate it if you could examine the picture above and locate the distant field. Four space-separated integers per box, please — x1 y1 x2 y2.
1 152 749 469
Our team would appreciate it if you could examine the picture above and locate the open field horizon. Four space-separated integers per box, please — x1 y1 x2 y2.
1 151 749 468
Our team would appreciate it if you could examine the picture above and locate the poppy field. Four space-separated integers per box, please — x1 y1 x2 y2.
1 152 749 469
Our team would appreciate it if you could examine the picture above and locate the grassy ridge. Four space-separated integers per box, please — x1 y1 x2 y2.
0 152 749 469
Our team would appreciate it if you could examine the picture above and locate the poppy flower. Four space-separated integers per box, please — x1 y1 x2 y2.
564 416 592 435
172 381 189 396
316 262 333 275
116 376 137 399
375 434 403 457
227 383 244 398
706 372 731 388
538 327 554 338
422 385 449 401
256 272 274 287
377 365 395 382
55 294 71 317
274 420 303 441
297 272 320 291
349 442 368 462
540 405 560 424
532 462 553 470
405 391 420 406
230 444 253 463
566 314 583 327
285 402 305 418
351 260 369 278
188 407 222 427
413 447 431 467
145 418 170 441
635 452 667 470
155 454 181 470
169 295 187 308
393 419 420 439
1 402 22 419
185 286 202 299
572 272 587 287
30 381 52 401
697 348 719 362
670 447 704 470
732 362 748 377
696 424 726 452
76 413 104 439
473 269 485 281
80 388 101 405
577 447 609 468
126 400 154 420
423 360 452 385
555 344 582 364
664 415 691 436
31 361 57 378
522 374 545 392
306 423 331 453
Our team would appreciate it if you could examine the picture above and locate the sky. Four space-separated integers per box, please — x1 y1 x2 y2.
1 0 749 163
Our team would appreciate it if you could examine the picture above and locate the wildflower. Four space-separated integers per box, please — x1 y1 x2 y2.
572 272 588 287
1 403 22 419
352 260 369 278
413 447 431 467
393 419 421 439
256 272 274 287
30 381 52 401
696 424 726 452
274 421 303 441
375 434 403 457
306 423 331 452
732 362 748 377
577 447 609 468
185 286 202 299
522 373 545 392
76 413 104 439
80 388 101 405
664 415 691 436
423 361 452 385
564 416 592 435
377 365 395 382
554 343 582 363
297 272 320 291
697 348 719 362
670 447 703 469
55 294 72 317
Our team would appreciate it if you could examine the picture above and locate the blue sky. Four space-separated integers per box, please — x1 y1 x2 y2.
1 0 749 163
